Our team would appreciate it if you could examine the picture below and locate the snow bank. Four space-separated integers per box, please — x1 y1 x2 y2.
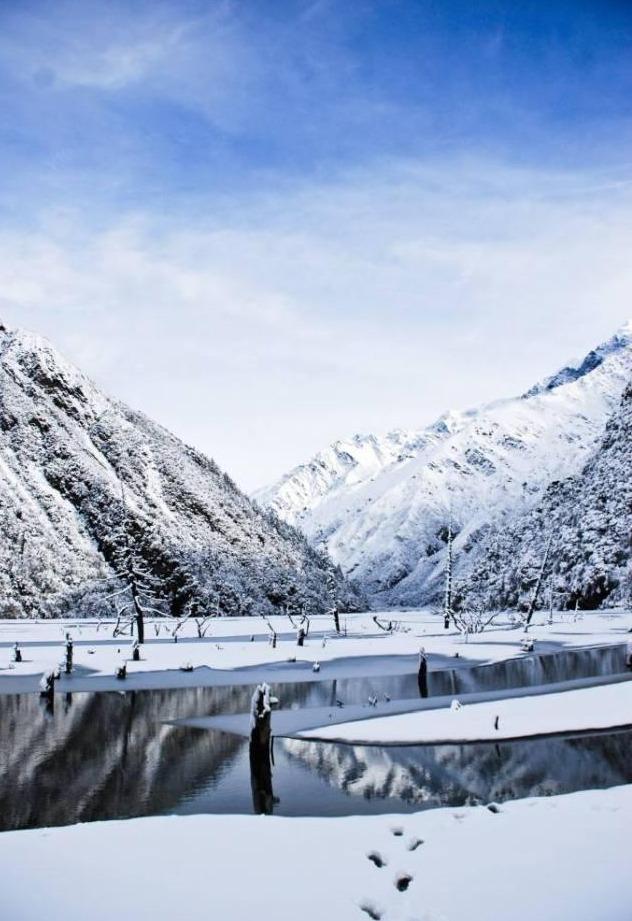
1 786 630 921
297 676 632 745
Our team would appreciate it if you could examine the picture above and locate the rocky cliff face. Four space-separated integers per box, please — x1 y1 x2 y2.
258 322 632 607
0 323 357 618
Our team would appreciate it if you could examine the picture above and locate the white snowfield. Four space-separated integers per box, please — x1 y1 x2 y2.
0 609 629 693
2 786 630 921
297 676 632 745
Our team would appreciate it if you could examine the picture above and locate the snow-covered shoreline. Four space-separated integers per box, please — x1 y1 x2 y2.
3 785 630 921
296 675 632 745
0 609 629 694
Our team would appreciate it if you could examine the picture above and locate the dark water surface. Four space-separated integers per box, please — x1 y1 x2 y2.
1 645 630 830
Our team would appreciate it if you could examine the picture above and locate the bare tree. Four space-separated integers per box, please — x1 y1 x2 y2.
443 521 454 629
451 603 499 639
524 534 553 631
326 563 341 634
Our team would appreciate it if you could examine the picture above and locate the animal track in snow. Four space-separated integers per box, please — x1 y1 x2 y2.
395 873 413 892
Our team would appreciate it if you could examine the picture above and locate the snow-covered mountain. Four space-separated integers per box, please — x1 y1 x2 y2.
462 378 632 611
258 321 632 607
0 322 357 618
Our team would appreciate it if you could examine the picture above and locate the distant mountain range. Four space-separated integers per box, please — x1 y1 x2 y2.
0 322 358 618
258 322 632 610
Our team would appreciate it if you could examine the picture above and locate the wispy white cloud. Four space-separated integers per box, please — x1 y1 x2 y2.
1 157 632 488
0 2 197 90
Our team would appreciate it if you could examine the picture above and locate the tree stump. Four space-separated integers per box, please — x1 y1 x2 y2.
65 637 73 675
39 669 56 702
418 651 428 698
249 684 274 815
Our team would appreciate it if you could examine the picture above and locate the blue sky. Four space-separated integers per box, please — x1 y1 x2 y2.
1 0 632 487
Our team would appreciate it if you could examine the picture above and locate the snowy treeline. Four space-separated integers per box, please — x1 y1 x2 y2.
0 324 363 618
458 381 632 612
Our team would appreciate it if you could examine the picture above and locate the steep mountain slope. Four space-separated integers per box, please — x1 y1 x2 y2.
258 322 632 606
0 322 356 618
461 380 632 612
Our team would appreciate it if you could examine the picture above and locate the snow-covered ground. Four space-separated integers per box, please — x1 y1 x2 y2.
2 785 630 921
297 676 632 745
0 609 629 693
2 609 631 920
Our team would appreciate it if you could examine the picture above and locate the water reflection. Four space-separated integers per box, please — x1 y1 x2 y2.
283 730 632 809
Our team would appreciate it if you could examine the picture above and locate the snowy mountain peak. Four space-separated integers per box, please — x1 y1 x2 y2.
258 321 632 606
524 320 632 398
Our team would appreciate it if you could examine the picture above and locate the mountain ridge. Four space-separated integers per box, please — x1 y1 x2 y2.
258 321 632 607
0 322 358 618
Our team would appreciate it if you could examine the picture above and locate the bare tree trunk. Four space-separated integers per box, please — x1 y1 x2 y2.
443 522 453 629
132 586 145 644
524 535 553 630
418 650 428 698
327 565 341 634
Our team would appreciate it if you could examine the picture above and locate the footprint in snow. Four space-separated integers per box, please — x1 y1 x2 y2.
367 851 387 868
359 900 383 919
395 873 414 892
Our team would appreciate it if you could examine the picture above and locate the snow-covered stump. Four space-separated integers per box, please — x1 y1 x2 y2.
418 650 428 698
65 636 73 675
249 683 274 815
131 640 140 662
115 661 127 681
296 626 306 647
39 668 58 713
13 642 22 663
